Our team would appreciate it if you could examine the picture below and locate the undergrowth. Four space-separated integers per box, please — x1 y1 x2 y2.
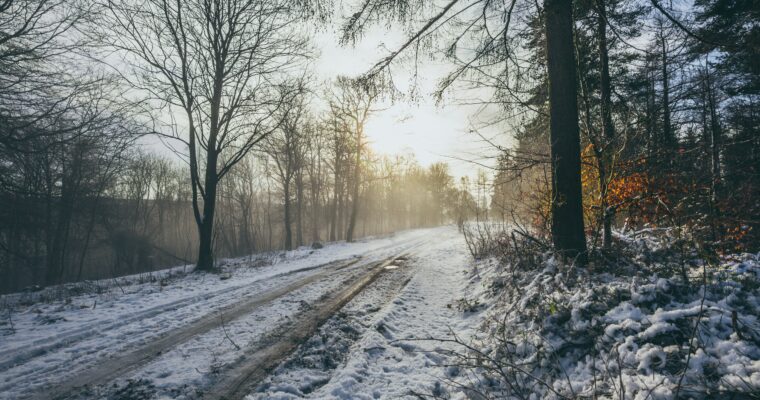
446 226 760 399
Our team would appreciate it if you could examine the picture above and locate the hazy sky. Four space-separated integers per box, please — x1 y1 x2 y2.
135 7 511 180
311 24 509 179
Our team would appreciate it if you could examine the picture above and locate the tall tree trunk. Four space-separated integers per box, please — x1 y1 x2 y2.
578 60 607 251
46 157 77 285
346 128 362 242
661 33 672 159
345 175 359 242
544 0 588 264
310 167 321 242
704 62 722 239
267 183 273 250
329 167 339 241
283 183 293 250
239 205 250 254
337 185 345 240
646 62 657 161
196 67 223 272
242 177 256 253
46 198 72 285
596 0 615 250
295 170 304 247
77 196 101 281
196 150 219 271
310 195 319 243
705 64 721 201
44 164 55 285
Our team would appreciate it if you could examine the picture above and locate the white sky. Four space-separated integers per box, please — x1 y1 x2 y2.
311 25 510 179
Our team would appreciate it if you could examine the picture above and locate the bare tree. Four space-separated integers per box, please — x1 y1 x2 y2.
98 0 310 270
306 122 328 243
262 90 309 251
0 0 112 155
324 103 350 242
328 77 379 243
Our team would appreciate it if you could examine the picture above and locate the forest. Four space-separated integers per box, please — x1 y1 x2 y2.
0 1 484 293
0 0 759 398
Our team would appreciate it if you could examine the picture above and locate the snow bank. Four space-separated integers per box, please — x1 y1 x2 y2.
449 229 760 399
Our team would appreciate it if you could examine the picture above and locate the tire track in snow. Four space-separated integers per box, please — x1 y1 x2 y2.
250 258 416 398
204 241 429 400
17 235 431 399
23 257 361 400
1 233 421 376
0 257 359 375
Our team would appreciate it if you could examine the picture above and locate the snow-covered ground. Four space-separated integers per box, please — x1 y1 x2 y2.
0 226 483 400
445 228 760 399
5 223 755 400
250 226 478 399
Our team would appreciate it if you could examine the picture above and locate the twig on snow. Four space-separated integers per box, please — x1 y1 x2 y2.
220 314 241 350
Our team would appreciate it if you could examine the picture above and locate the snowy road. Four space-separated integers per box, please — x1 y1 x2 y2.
250 228 479 399
248 228 481 400
0 227 478 399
